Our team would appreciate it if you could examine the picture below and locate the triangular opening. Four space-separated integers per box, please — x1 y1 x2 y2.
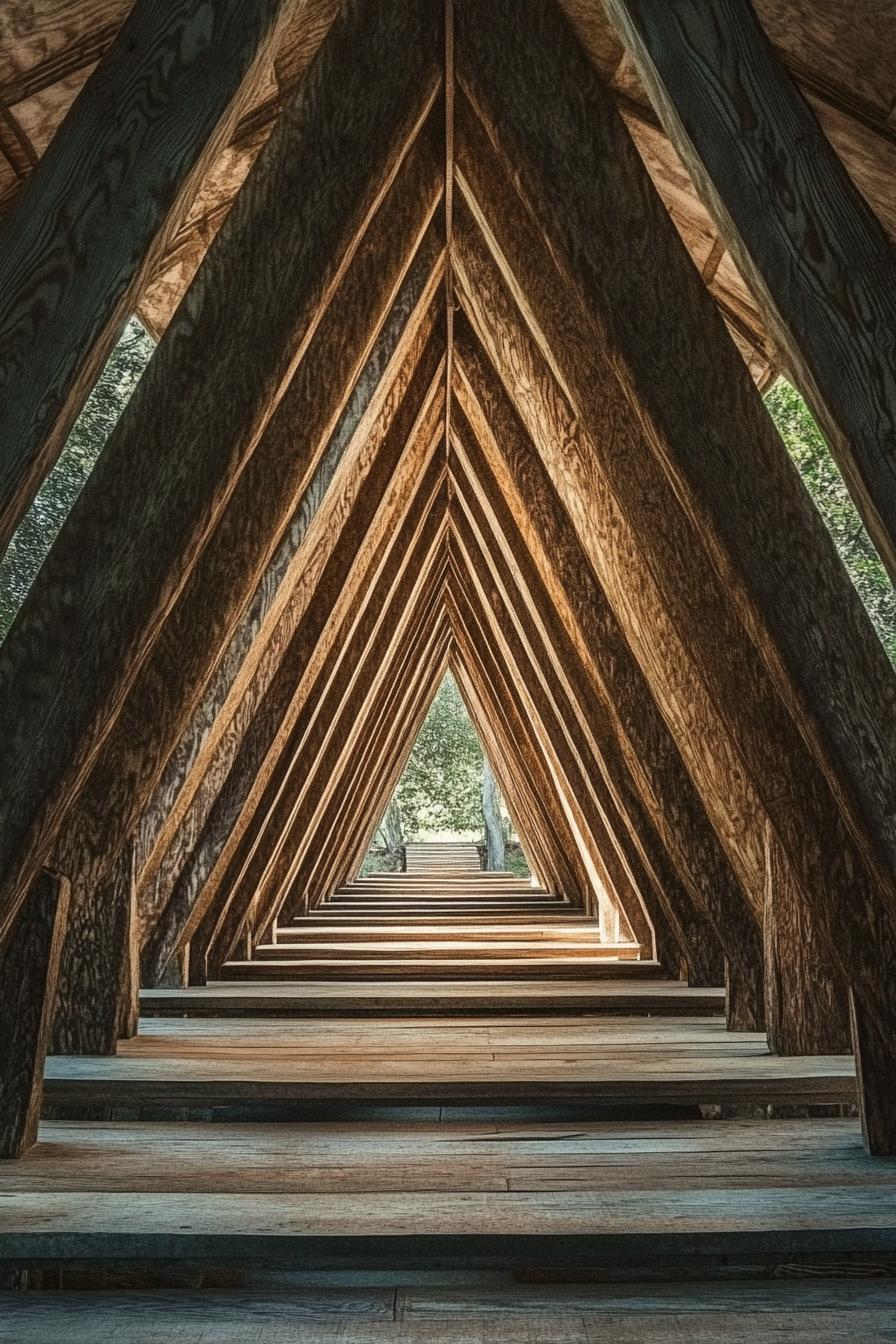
362 669 532 879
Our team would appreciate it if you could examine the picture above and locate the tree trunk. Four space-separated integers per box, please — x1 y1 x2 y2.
482 756 505 871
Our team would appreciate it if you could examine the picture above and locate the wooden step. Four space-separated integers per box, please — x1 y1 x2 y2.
139 979 725 1018
43 1017 856 1113
5 1280 896 1342
221 955 648 980
252 940 630 961
273 923 603 943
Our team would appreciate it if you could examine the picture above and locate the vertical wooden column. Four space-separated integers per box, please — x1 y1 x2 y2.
51 840 138 1055
762 823 851 1056
851 993 896 1156
0 872 70 1158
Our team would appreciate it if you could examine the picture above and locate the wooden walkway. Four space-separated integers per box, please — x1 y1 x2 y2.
43 1014 857 1112
404 841 483 872
226 871 640 980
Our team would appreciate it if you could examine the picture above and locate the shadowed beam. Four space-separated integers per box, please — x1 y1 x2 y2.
136 267 444 954
0 0 315 551
234 481 450 935
446 577 594 908
0 873 69 1158
48 124 444 1054
280 552 452 923
143 338 446 982
603 0 896 586
457 5 896 1142
0 0 443 944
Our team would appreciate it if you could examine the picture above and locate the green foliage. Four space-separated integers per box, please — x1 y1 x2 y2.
765 378 896 664
0 317 156 641
392 672 485 836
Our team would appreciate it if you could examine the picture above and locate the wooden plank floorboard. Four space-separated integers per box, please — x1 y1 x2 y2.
139 980 724 1019
3 1282 896 1342
43 1016 857 1108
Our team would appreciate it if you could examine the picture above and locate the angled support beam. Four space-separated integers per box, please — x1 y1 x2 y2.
137 261 444 941
0 0 442 943
134 144 444 910
455 17 896 1137
603 0 896 585
51 130 444 1037
142 335 446 981
0 0 301 551
0 872 69 1157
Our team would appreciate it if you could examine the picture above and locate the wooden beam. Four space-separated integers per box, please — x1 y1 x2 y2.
142 334 446 982
233 477 448 936
50 841 137 1056
0 0 298 551
137 261 444 943
454 19 896 1148
458 0 896 925
0 872 69 1158
451 208 762 1016
602 0 896 586
133 142 443 910
51 129 443 1036
0 0 442 943
763 821 851 1055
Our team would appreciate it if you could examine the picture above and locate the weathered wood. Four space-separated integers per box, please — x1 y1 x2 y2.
0 872 69 1157
52 128 442 999
451 394 735 982
132 142 444 919
141 328 445 983
451 242 762 1013
454 17 896 1139
762 820 851 1056
850 991 896 1158
137 266 443 947
244 493 450 934
50 841 137 1056
0 0 297 550
602 0 896 586
450 480 653 949
0 0 442 945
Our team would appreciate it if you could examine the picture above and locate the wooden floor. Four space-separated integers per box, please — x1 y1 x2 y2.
140 977 727 1017
8 872 894 1334
228 870 642 980
5 1280 896 1342
43 1013 857 1110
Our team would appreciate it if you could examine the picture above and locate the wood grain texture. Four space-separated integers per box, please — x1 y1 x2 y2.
0 0 296 550
0 0 442 945
453 23 896 1132
0 871 69 1157
451 318 763 1010
141 334 445 981
3 1279 896 1343
603 0 896 584
50 840 137 1056
763 820 852 1056
134 211 444 934
463 0 896 924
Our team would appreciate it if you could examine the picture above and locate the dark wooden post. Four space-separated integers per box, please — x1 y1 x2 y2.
602 0 896 587
850 992 896 1157
0 0 299 550
0 872 70 1158
762 821 851 1056
51 841 138 1056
